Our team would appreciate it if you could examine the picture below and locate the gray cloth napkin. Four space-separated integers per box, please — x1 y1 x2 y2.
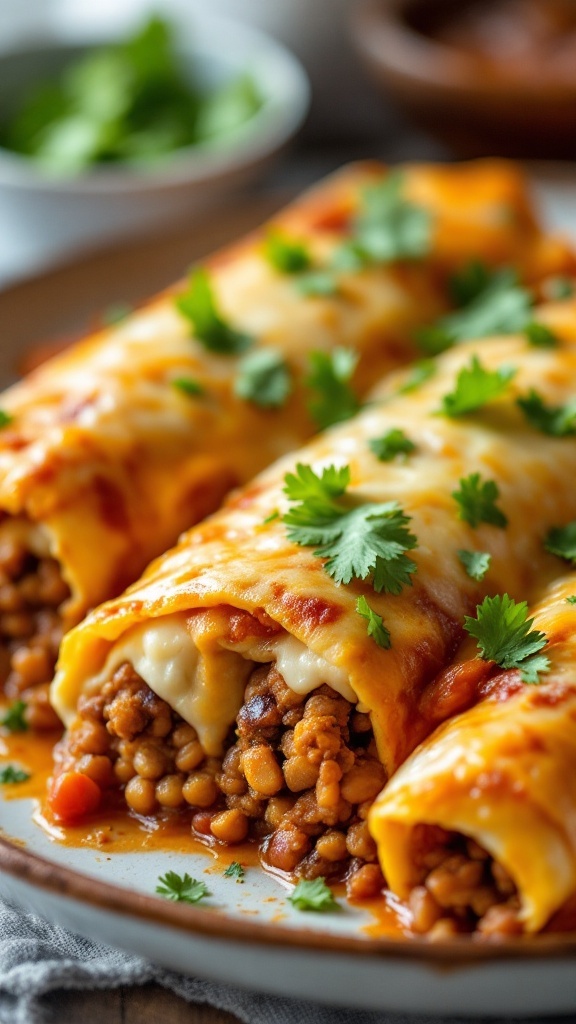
0 899 569 1024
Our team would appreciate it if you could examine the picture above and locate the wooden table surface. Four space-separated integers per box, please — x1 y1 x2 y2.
53 986 242 1023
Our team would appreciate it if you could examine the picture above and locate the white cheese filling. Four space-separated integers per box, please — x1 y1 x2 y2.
85 613 359 754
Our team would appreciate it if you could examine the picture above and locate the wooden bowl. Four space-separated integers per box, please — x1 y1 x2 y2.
351 0 576 159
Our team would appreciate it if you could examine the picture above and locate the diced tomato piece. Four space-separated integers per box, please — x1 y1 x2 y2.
48 771 101 822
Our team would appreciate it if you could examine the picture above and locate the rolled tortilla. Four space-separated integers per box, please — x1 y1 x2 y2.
9 158 559 725
369 573 576 936
49 302 576 890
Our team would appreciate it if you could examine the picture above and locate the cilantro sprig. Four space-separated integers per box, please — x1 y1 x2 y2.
282 463 417 593
439 357 516 417
544 522 576 563
264 230 312 274
517 390 576 437
369 428 415 462
234 349 292 409
452 473 508 529
463 593 550 684
306 349 360 430
418 267 533 355
0 411 13 429
524 322 558 349
0 765 30 784
333 172 432 269
288 877 339 912
457 549 491 582
223 861 245 881
356 595 391 649
1 701 28 733
155 871 210 904
176 269 253 355
566 595 576 605
172 377 205 398
397 360 436 395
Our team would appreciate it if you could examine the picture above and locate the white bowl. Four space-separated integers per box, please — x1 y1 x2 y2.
0 13 310 283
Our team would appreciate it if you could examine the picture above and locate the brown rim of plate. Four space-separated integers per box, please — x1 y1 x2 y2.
1 833 576 964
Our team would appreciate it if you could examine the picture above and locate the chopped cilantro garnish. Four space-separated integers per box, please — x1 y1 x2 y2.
524 321 558 349
333 172 431 269
223 861 245 881
544 522 576 563
297 271 339 297
439 356 516 417
545 276 575 301
369 428 416 462
176 269 253 355
452 473 508 529
463 593 549 684
282 463 417 593
288 877 339 912
155 871 210 904
516 390 576 437
397 360 436 394
418 268 533 355
457 549 491 581
1 701 28 733
0 411 13 429
263 510 280 524
234 349 292 409
0 765 30 784
306 348 360 430
566 595 576 605
264 230 312 274
172 377 204 398
356 595 391 649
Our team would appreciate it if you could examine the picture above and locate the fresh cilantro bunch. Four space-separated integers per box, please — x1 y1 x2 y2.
177 269 253 355
282 463 417 593
439 357 516 417
463 593 550 684
155 871 210 904
306 349 360 430
0 16 263 175
418 267 533 355
517 390 576 437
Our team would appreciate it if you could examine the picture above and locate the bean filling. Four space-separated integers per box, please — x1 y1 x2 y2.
54 660 388 899
0 518 69 729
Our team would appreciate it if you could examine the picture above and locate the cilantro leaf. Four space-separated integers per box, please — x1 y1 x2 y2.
234 349 292 409
283 463 417 593
369 428 416 462
333 172 431 269
452 473 508 529
288 877 339 912
449 261 493 307
172 377 205 397
566 595 576 605
463 593 549 683
0 765 30 784
545 276 575 301
264 230 312 274
306 348 360 430
297 271 339 297
397 360 436 395
263 510 280 524
356 595 391 649
223 861 245 881
524 321 558 349
519 653 551 685
155 871 210 904
418 268 533 355
1 701 28 733
176 269 253 355
517 390 576 437
544 522 576 563
0 411 13 429
439 356 516 417
457 549 491 581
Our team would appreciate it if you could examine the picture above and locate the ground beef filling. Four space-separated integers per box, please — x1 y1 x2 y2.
57 660 388 899
0 523 69 729
407 824 522 939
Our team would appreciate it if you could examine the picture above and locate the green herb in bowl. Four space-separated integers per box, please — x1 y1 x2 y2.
0 15 263 176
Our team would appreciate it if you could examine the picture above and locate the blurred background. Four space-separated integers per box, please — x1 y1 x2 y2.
2 0 576 340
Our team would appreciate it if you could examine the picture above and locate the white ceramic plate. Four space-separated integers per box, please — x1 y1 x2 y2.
1 167 576 1018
